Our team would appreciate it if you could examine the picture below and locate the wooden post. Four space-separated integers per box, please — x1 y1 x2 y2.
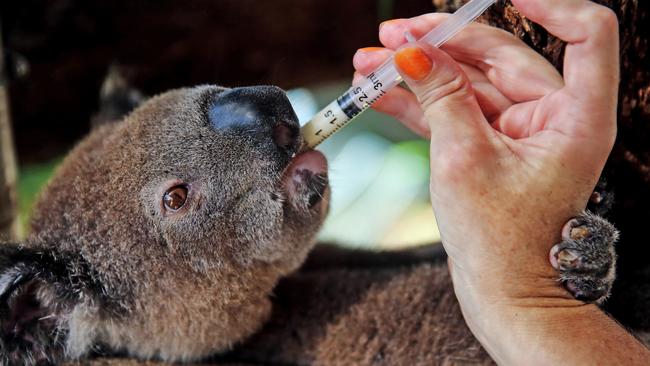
0 25 20 241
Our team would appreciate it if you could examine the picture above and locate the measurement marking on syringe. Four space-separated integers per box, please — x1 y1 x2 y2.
314 119 349 143
364 90 387 107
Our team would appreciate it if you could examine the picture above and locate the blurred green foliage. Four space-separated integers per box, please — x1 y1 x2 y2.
18 158 60 231
394 140 429 160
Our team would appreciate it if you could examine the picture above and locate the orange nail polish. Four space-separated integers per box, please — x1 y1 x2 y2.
354 47 386 69
395 47 433 81
379 19 401 30
358 47 384 53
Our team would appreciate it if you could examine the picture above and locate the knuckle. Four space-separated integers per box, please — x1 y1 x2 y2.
597 7 619 29
589 6 619 35
420 72 472 111
445 74 472 99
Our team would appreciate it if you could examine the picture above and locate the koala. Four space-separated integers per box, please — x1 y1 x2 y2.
0 78 631 365
1 84 329 364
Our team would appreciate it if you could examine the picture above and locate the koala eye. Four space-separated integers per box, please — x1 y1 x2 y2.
163 185 188 211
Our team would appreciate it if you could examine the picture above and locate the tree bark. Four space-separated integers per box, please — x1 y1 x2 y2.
0 26 20 241
435 0 650 332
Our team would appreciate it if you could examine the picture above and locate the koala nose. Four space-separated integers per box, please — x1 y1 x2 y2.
208 86 301 156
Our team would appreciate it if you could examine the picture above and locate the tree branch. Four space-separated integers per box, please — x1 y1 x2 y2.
0 25 20 241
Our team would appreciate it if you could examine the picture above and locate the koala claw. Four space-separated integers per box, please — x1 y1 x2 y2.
550 212 619 304
551 247 581 270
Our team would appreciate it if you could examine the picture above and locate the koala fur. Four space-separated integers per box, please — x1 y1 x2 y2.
0 81 644 366
1 85 329 364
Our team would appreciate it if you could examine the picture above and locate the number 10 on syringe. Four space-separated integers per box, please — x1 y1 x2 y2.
301 0 496 148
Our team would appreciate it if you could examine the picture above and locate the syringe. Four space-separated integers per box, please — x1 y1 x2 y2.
302 0 496 148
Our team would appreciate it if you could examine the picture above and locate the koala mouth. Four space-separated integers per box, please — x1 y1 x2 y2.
280 150 328 209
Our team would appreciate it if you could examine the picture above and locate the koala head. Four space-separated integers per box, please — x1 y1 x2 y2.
0 85 329 363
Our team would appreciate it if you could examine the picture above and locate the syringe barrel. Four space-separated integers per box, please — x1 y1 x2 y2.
345 61 402 114
422 0 496 47
301 61 402 147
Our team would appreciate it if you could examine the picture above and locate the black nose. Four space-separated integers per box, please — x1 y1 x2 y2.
207 86 301 156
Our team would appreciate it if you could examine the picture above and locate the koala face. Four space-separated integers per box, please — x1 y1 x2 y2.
36 84 329 270
1 85 329 363
131 85 328 270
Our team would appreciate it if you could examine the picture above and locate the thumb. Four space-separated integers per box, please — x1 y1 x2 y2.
394 44 490 149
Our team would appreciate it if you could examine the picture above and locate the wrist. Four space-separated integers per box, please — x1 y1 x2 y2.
446 234 572 305
452 274 650 365
448 255 584 363
482 304 648 365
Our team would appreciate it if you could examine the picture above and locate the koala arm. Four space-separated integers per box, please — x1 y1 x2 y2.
0 243 106 365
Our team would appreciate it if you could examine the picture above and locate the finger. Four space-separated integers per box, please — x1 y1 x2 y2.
352 48 430 136
377 18 409 49
354 47 513 122
374 92 429 137
511 0 619 110
379 14 564 102
352 71 430 138
352 47 394 74
459 63 513 121
393 44 494 150
491 101 541 139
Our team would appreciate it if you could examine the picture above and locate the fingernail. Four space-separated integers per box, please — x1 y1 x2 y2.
353 47 383 68
379 19 401 31
358 47 384 53
394 46 434 81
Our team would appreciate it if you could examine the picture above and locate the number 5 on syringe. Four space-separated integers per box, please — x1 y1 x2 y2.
324 110 337 125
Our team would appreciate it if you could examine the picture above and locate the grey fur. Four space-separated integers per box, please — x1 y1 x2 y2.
551 211 619 303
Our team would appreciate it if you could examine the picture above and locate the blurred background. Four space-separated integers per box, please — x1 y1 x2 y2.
3 0 650 337
1 0 442 248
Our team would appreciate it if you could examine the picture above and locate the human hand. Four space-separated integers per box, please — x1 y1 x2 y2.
353 0 636 363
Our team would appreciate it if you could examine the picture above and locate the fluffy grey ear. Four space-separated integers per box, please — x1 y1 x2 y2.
91 64 145 128
0 244 88 365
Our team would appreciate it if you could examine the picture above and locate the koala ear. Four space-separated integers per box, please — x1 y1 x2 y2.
91 64 145 128
0 244 74 364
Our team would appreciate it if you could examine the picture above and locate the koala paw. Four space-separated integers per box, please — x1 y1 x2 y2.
549 211 619 304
